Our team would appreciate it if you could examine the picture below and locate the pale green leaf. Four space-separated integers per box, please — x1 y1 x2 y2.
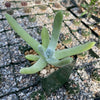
5 13 41 54
55 42 96 59
20 57 47 74
46 57 73 67
53 57 73 67
81 4 88 8
25 54 40 61
41 27 49 48
81 11 88 16
45 48 54 59
38 45 45 57
46 57 59 65
48 11 63 51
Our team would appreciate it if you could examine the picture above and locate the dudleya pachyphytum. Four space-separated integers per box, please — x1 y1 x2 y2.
5 11 95 74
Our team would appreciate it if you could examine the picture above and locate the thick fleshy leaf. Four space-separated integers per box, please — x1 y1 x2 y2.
52 57 73 67
20 57 47 74
48 11 63 51
47 57 73 67
45 48 54 59
55 42 96 59
41 27 49 49
81 11 87 16
38 45 45 57
46 57 58 65
5 13 41 54
25 54 40 61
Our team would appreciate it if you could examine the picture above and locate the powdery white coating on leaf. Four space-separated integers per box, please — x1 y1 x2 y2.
5 11 96 75
25 54 39 61
48 11 63 51
5 13 41 54
41 27 49 49
20 57 47 74
55 42 96 59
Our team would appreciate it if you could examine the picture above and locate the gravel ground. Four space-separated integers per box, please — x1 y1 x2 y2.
0 0 100 100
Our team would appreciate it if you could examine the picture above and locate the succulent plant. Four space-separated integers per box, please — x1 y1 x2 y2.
81 30 91 37
5 11 95 74
78 28 91 37
28 15 36 22
59 33 72 44
80 0 98 20
63 37 72 44
73 19 81 26
90 0 98 5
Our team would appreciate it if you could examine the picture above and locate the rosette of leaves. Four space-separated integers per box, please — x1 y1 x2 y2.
63 37 72 44
5 11 95 74
59 33 72 44
60 33 72 44
73 19 81 26
28 15 36 22
80 0 98 20
90 0 98 5
80 29 91 37
63 12 70 17
82 31 91 37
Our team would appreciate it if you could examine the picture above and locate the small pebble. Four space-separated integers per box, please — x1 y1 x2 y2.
40 69 47 75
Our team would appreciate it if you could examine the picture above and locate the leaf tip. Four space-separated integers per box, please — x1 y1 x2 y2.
90 42 96 47
19 68 24 74
25 55 29 59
